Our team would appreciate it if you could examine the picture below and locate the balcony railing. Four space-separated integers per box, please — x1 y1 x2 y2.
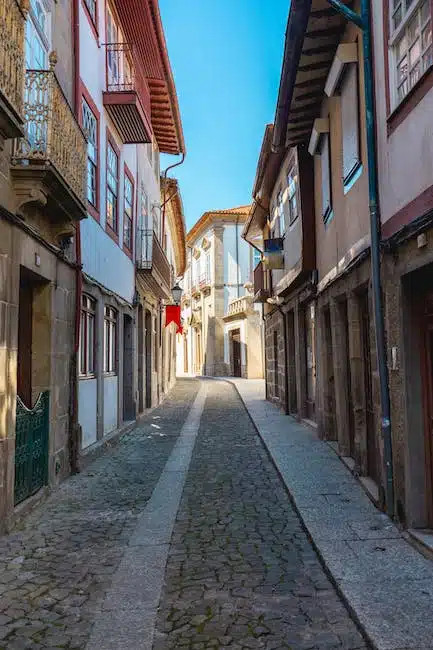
0 0 26 120
199 272 211 290
12 65 87 209
103 42 152 144
226 296 251 318
253 261 270 303
136 228 171 292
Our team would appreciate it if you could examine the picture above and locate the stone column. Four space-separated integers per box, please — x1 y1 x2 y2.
294 302 307 418
330 299 351 455
347 291 366 473
212 225 226 376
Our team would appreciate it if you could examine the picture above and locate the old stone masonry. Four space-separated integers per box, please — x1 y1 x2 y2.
0 379 367 650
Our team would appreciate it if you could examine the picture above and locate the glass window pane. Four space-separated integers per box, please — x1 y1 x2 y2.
421 0 430 25
423 22 432 50
397 55 408 84
396 34 407 61
393 5 402 30
423 45 433 69
410 60 421 85
88 314 94 373
409 38 421 65
407 16 419 44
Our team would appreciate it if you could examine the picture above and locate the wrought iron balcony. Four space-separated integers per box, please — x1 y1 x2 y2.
103 43 152 144
11 59 87 223
136 228 171 299
253 261 270 303
0 0 27 142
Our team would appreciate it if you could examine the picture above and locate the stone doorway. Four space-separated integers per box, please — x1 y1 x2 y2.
15 267 51 505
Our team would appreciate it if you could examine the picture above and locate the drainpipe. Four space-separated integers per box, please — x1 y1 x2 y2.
326 0 394 518
161 153 185 243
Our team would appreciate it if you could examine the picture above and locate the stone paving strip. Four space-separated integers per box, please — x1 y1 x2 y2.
86 381 208 650
0 379 200 650
153 379 367 650
227 378 433 650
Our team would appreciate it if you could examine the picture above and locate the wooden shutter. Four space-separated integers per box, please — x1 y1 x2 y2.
321 133 332 220
341 63 360 182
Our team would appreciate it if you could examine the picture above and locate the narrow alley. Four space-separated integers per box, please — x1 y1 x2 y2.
0 380 366 650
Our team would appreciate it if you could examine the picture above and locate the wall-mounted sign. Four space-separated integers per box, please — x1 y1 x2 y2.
263 238 284 269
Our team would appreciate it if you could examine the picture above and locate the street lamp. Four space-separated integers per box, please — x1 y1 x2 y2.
171 283 182 305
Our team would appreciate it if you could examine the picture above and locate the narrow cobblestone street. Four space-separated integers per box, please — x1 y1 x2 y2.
0 379 367 650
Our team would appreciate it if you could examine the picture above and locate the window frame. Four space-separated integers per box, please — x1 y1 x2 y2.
340 61 362 188
123 164 135 257
80 85 100 221
388 0 433 110
287 166 299 226
320 131 333 225
277 190 285 236
79 294 96 378
105 130 120 240
103 305 117 375
82 0 98 39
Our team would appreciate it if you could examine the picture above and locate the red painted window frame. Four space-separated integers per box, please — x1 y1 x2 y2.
105 128 120 244
383 0 433 136
81 0 99 41
123 163 135 259
79 81 100 223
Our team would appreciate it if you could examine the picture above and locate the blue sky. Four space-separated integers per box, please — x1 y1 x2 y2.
159 0 290 232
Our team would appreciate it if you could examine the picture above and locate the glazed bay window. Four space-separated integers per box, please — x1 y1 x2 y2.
80 295 95 377
123 174 133 251
82 100 98 208
287 169 299 225
106 141 119 232
391 0 432 106
341 63 361 185
104 306 117 374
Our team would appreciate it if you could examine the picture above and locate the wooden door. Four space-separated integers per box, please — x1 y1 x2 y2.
231 329 241 377
360 292 378 483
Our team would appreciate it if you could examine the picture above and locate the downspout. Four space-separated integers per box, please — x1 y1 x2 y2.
327 0 394 518
70 0 81 474
161 153 185 244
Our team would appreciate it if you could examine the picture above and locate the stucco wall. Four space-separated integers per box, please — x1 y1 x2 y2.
372 3 433 227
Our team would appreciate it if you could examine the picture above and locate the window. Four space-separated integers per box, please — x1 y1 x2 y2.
25 0 50 70
205 253 211 283
106 140 119 232
123 174 133 251
82 99 98 208
252 247 261 269
153 205 161 241
321 132 332 223
341 63 361 184
287 169 299 224
277 191 285 235
84 0 97 24
80 295 96 376
106 7 119 85
391 0 432 105
103 306 117 373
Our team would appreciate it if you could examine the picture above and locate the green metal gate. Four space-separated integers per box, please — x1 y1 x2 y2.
14 391 49 505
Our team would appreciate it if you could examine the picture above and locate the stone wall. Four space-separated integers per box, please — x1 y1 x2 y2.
264 309 286 410
0 215 76 531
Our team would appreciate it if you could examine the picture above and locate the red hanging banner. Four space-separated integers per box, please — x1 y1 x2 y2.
165 305 182 333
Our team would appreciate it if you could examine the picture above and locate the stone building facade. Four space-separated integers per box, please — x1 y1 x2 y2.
0 0 87 529
177 206 264 379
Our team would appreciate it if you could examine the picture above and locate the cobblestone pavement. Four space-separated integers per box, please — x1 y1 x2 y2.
153 380 368 650
0 379 200 650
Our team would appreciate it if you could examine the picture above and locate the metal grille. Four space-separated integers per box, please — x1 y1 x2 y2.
14 391 49 505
